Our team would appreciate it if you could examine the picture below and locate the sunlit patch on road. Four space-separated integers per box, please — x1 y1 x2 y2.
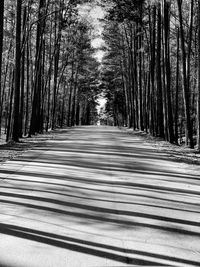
0 126 200 267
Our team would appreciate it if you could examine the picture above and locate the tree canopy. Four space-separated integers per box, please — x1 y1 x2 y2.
99 0 200 149
0 0 200 149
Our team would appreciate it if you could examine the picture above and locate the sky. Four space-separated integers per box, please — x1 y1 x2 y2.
78 4 105 62
78 3 107 112
90 6 107 110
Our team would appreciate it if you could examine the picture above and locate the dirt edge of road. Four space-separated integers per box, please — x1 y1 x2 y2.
0 129 61 163
120 127 200 166
1 126 200 166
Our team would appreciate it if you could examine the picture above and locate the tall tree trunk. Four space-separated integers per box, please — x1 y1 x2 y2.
161 9 168 141
197 0 200 150
156 2 164 137
19 6 27 137
0 0 4 135
124 24 135 129
121 32 131 127
149 6 156 135
6 70 15 142
12 0 22 142
29 0 46 136
72 63 79 126
0 41 13 136
133 25 139 129
46 13 53 132
164 0 174 143
187 0 194 95
175 29 180 144
67 55 75 127
138 24 144 131
52 7 62 129
25 36 30 136
120 59 129 127
177 0 194 148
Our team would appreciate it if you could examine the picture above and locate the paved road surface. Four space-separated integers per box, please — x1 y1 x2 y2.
0 126 200 267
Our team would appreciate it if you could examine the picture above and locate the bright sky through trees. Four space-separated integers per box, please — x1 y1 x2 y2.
78 3 106 114
89 5 106 110
78 4 105 62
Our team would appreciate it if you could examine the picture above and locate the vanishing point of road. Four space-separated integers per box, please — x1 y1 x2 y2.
0 126 200 267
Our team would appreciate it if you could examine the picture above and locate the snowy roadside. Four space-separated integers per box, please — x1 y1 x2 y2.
121 127 200 166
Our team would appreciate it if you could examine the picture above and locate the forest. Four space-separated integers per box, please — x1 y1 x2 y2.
0 0 200 149
0 0 100 143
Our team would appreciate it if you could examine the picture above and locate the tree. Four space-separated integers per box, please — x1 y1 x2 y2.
29 0 47 135
164 0 175 143
100 0 199 148
177 0 194 148
156 2 164 138
0 0 4 134
0 0 100 141
12 0 22 142
197 0 200 150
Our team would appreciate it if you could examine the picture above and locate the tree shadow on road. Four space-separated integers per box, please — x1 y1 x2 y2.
0 127 200 266
0 223 199 266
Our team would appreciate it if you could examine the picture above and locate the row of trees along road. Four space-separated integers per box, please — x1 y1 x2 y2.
100 0 200 149
0 0 100 142
1 0 200 150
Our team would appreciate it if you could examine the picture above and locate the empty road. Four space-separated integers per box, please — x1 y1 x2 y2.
0 126 200 267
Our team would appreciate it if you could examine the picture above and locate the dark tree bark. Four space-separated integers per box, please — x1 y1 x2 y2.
175 29 180 144
52 5 62 129
0 0 4 135
12 0 22 142
149 5 156 135
19 6 27 137
138 22 144 131
6 70 15 142
67 55 75 127
197 0 200 150
164 0 174 143
29 0 46 136
25 31 30 136
177 0 194 148
156 2 164 138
